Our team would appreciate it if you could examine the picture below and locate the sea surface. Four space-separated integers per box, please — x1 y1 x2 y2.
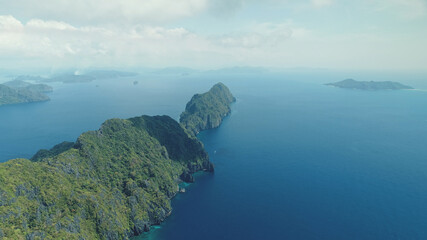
1 70 427 239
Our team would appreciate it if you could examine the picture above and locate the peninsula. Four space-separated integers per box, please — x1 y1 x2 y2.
326 79 413 90
0 80 52 106
0 83 234 239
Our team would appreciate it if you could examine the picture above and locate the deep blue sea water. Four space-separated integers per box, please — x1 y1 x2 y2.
1 70 427 239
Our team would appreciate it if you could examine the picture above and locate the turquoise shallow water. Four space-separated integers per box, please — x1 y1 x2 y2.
1 71 427 239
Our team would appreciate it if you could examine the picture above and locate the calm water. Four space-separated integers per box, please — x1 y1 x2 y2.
1 71 427 239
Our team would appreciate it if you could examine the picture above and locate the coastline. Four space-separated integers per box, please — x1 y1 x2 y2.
0 83 234 239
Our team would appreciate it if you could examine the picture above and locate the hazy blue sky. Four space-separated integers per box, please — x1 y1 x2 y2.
0 0 426 70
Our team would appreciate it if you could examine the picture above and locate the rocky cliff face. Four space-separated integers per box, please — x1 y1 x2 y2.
180 82 236 136
0 116 211 239
0 83 234 239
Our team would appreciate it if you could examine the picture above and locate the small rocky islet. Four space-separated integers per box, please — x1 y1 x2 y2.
0 82 234 239
180 82 236 136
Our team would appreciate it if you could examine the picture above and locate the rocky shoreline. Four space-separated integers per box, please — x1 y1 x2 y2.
0 83 234 239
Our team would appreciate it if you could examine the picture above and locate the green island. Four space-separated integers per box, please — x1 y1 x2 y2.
325 79 413 90
0 83 234 239
0 80 52 106
180 82 236 136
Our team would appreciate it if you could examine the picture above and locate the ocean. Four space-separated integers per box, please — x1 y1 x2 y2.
1 70 427 239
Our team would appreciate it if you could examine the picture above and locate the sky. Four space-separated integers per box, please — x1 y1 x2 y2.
0 0 426 71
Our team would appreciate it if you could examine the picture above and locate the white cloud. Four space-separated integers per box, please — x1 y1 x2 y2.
0 15 23 30
0 15 220 68
0 15 309 69
27 19 77 31
0 0 209 25
0 8 426 71
208 0 246 17
311 0 333 8
374 0 427 19
223 22 309 48
217 33 263 48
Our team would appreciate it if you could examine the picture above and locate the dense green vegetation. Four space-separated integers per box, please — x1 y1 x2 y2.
180 82 236 136
31 142 75 162
0 116 211 239
326 79 413 90
0 83 233 239
0 83 50 106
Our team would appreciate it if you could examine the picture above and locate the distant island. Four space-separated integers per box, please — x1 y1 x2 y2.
0 80 52 106
326 79 413 90
47 74 96 83
0 83 234 239
13 75 49 82
12 70 138 84
152 67 198 76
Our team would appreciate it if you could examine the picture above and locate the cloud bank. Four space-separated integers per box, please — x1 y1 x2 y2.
0 0 208 24
0 0 426 71
0 15 308 69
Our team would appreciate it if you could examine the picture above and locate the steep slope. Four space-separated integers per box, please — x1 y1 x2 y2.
0 83 234 239
30 141 75 162
0 116 211 239
180 82 236 135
